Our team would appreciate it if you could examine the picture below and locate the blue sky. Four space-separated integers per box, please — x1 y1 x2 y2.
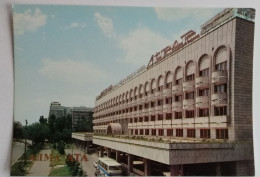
13 5 223 125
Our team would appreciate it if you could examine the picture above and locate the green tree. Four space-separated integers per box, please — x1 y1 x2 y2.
13 121 24 139
39 116 47 124
26 123 50 145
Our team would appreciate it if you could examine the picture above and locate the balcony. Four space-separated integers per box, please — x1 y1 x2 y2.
172 102 182 111
210 116 229 128
211 93 227 106
155 105 163 114
148 107 155 115
195 77 209 88
163 104 172 113
183 81 195 92
196 96 209 108
172 84 183 95
163 88 172 97
155 91 163 99
142 108 148 115
137 97 143 105
142 96 148 103
183 99 195 110
148 93 155 101
212 70 228 84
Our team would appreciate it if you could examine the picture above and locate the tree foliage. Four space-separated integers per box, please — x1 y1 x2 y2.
13 121 24 139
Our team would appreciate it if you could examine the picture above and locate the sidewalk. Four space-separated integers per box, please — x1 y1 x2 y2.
27 149 52 176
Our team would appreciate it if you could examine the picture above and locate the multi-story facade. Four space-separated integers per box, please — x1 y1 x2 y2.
48 102 71 121
71 106 94 128
93 8 255 176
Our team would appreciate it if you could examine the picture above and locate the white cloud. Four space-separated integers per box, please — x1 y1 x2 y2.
13 8 47 35
154 8 221 22
64 22 86 30
118 28 171 66
94 12 115 38
39 58 107 84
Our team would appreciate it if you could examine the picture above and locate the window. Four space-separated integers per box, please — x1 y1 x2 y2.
140 129 144 135
175 95 182 102
214 84 227 93
144 116 149 122
151 129 156 136
199 89 209 96
186 110 194 118
151 102 155 107
158 85 163 91
175 112 182 119
157 100 163 106
216 129 228 139
158 129 164 136
166 113 172 120
165 97 172 104
167 129 173 136
166 82 172 89
144 103 149 109
200 129 210 138
145 129 149 135
139 117 143 122
139 94 142 98
158 114 163 120
134 118 138 123
214 106 227 116
186 74 195 81
199 68 209 77
135 129 138 135
145 92 148 96
134 106 137 111
139 105 143 110
176 129 183 137
151 115 155 121
176 78 182 85
187 129 196 138
216 61 227 71
186 92 194 99
151 89 155 94
198 108 209 117
129 119 133 123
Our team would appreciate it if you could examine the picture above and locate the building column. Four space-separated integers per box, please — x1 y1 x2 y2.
216 163 221 176
100 147 104 157
143 158 151 176
116 150 121 162
170 165 183 176
127 154 133 175
107 148 111 158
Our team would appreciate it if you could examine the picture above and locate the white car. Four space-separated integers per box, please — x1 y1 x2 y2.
93 161 98 168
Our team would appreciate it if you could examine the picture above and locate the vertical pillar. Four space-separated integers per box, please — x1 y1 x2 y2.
107 148 111 158
116 150 121 162
144 158 151 176
100 147 104 157
216 163 221 176
128 154 133 175
170 165 183 176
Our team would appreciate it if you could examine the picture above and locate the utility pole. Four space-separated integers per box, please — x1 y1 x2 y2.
24 119 28 165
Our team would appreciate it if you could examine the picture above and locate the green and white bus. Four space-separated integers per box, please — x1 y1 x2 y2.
97 157 122 176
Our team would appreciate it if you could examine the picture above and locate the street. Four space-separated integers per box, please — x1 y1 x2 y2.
65 148 98 176
11 142 25 165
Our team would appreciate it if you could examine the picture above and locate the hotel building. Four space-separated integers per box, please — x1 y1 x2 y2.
93 8 255 176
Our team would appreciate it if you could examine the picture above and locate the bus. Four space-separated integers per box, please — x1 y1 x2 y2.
96 157 122 176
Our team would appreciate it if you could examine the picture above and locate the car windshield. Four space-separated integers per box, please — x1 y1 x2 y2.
109 166 121 171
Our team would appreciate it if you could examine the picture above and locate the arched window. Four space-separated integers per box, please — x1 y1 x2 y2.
175 67 183 85
215 47 228 71
165 71 173 89
158 76 164 91
144 82 149 96
199 55 210 77
185 61 195 81
151 79 156 93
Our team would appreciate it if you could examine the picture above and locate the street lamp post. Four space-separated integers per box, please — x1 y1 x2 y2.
24 119 28 165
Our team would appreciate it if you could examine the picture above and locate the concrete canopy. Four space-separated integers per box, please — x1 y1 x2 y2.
106 123 122 135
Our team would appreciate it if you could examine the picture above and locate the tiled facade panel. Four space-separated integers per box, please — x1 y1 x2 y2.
233 18 254 141
93 18 253 142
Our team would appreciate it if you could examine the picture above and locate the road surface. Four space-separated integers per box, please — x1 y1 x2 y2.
11 142 25 165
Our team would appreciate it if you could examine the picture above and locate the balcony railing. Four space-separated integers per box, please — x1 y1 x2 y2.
155 91 163 99
183 99 195 110
211 92 227 105
148 93 155 101
196 96 209 108
163 104 172 113
172 84 183 95
183 81 195 92
163 88 172 97
172 102 182 111
195 77 209 88
155 105 163 114
212 70 228 84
